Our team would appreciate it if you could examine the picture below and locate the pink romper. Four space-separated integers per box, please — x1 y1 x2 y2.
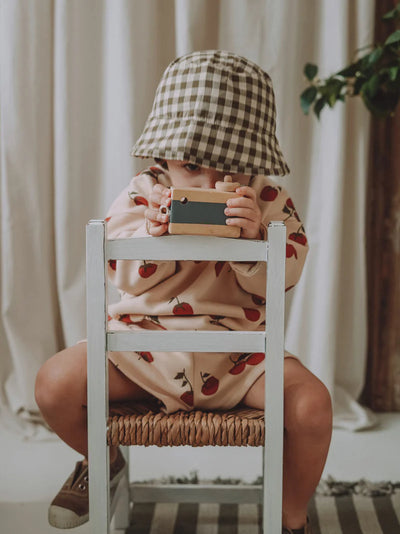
104 165 309 413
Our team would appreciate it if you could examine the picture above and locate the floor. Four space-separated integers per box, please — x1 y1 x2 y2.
1 412 399 534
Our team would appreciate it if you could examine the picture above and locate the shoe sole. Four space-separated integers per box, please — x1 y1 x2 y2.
48 462 127 529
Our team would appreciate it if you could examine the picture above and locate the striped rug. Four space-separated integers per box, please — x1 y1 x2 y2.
126 483 400 534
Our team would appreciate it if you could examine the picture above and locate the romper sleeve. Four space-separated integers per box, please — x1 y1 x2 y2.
229 179 309 295
105 168 176 296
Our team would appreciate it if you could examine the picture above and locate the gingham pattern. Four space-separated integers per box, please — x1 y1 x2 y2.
132 50 290 176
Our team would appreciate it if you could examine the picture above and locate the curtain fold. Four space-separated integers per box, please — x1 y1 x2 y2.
0 0 376 435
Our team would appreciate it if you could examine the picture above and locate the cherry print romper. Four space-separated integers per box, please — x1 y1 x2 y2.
103 164 309 414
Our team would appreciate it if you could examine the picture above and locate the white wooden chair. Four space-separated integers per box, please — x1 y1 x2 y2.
86 220 286 534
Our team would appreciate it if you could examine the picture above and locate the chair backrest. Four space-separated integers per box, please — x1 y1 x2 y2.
85 220 286 533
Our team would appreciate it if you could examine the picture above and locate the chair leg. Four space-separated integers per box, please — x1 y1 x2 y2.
111 447 131 531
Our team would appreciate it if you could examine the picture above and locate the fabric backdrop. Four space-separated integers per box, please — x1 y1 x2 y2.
0 0 377 436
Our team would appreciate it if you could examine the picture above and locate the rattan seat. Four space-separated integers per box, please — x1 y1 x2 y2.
108 401 265 447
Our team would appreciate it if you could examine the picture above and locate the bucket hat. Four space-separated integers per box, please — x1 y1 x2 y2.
131 50 290 176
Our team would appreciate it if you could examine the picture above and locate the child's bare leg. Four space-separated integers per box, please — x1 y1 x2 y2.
241 355 333 531
35 342 153 462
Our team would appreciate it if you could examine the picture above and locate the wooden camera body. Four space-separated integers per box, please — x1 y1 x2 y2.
166 176 241 238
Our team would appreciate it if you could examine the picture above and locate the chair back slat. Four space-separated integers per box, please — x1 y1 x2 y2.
107 235 268 262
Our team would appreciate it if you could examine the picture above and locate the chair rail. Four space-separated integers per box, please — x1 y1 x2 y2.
107 234 268 262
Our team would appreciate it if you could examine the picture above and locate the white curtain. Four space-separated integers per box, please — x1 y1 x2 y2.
0 0 377 436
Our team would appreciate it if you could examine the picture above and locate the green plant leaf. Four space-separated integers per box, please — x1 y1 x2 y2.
385 29 400 46
300 86 317 114
367 47 383 66
363 74 380 99
336 60 362 78
314 97 326 119
382 3 400 20
304 63 318 81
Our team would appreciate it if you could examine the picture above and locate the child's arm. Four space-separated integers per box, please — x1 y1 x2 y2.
106 170 176 296
228 185 309 295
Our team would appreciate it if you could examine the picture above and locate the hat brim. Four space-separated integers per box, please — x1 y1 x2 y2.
131 117 290 176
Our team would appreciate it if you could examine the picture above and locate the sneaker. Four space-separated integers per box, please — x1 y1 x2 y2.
282 516 312 534
48 448 126 529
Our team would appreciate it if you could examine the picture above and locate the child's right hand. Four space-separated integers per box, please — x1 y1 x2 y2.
144 184 171 236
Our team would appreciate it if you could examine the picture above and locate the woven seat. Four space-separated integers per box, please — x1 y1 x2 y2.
108 401 265 448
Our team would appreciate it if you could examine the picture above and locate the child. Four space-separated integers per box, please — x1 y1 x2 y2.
35 50 332 534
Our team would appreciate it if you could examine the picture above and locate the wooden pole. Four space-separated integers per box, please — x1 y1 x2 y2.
361 0 400 410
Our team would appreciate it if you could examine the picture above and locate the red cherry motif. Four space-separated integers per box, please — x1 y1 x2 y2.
243 308 261 322
286 198 295 210
252 294 266 306
107 315 112 321
149 166 165 175
170 296 194 315
285 285 295 292
138 261 158 278
119 314 135 324
200 373 219 395
289 232 308 246
180 391 194 406
215 261 225 277
294 211 301 222
246 353 265 365
128 191 149 206
286 244 298 259
109 260 116 271
260 186 279 201
139 352 154 363
105 217 111 222
229 361 246 375
174 369 194 406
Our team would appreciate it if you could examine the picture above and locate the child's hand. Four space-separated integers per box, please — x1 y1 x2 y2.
224 186 263 240
144 184 171 236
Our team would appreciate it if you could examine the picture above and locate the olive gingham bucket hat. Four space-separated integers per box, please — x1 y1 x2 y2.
131 50 290 176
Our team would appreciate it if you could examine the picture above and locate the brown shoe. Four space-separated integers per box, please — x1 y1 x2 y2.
282 516 312 534
48 448 126 529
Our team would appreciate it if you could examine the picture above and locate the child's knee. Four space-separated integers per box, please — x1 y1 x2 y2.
35 349 87 414
286 381 332 435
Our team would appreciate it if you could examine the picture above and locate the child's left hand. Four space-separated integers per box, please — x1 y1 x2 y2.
224 186 263 239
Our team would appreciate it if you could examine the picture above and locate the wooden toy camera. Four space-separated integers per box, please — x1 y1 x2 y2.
161 176 241 238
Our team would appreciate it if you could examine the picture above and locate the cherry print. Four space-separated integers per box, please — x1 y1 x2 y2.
174 369 194 406
285 285 295 292
229 361 246 375
252 294 266 306
138 261 158 278
138 352 154 363
180 391 194 406
108 315 112 321
286 198 295 210
286 244 298 259
146 315 167 330
289 232 308 246
243 308 261 321
260 186 279 201
109 260 116 271
169 297 194 315
105 217 111 222
200 372 219 395
128 190 149 206
119 314 135 324
246 353 265 365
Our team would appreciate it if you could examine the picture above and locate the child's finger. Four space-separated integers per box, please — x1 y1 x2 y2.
148 222 169 236
226 196 254 209
145 208 169 224
224 206 258 221
235 186 257 199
